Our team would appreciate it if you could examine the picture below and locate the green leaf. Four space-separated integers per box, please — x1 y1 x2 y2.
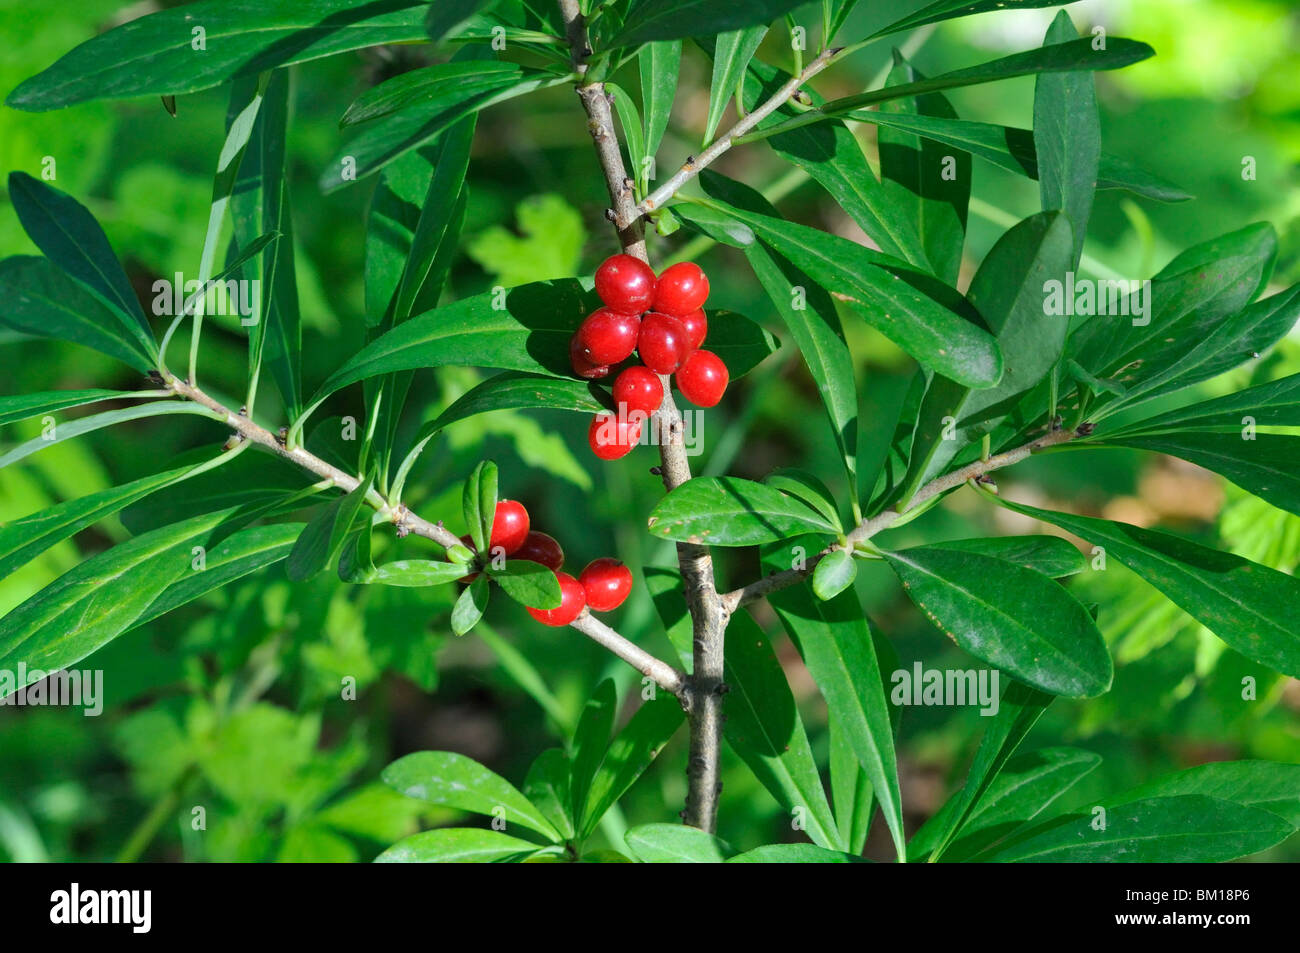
129 523 302 631
1108 372 1300 438
762 38 1154 140
0 256 158 372
768 581 906 861
648 476 838 546
0 508 252 689
1108 760 1300 828
451 574 490 635
1102 433 1300 519
0 465 195 581
922 536 1086 577
741 62 928 270
424 373 608 437
913 680 1053 861
489 560 562 610
763 468 843 531
607 83 647 195
639 41 681 165
884 546 1111 697
624 823 726 863
229 70 301 417
728 843 869 863
322 68 560 190
812 550 857 600
878 53 969 285
353 558 469 588
7 173 155 361
426 0 496 43
381 751 560 841
705 27 767 146
524 749 575 841
0 402 218 471
581 693 684 838
0 389 147 427
570 680 617 824
992 498 1300 678
610 0 807 46
724 610 841 851
989 795 1294 863
376 827 546 863
859 111 1191 203
286 475 374 581
924 747 1102 861
871 0 1087 39
8 0 432 111
896 211 1073 504
690 190 1002 388
1034 11 1099 268
462 460 497 552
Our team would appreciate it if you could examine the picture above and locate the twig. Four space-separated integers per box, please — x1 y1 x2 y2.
637 46 840 219
558 0 728 832
162 373 685 694
720 425 1086 611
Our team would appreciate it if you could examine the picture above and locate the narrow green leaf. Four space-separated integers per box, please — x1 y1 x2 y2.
0 256 157 372
648 476 838 546
426 0 496 43
581 693 685 838
570 680 617 825
377 827 546 863
451 573 490 635
381 750 560 841
883 546 1112 697
639 41 681 166
1108 759 1300 828
0 402 218 472
922 536 1086 577
8 173 155 360
524 749 575 841
764 468 843 531
728 843 868 863
607 83 647 196
724 610 841 850
872 0 1086 39
1034 11 1099 268
624 823 726 863
611 0 807 46
0 389 145 427
992 498 1300 678
489 560 562 610
8 0 432 111
989 795 1293 863
1108 372 1300 438
285 475 373 581
705 27 767 145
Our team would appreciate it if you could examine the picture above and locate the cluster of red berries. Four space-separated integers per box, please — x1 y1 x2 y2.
459 499 633 627
570 255 729 460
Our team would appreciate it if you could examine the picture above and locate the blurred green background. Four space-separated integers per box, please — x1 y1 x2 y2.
0 0 1298 861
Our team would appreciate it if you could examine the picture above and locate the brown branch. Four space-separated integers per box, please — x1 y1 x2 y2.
163 372 686 697
720 425 1087 612
558 0 728 832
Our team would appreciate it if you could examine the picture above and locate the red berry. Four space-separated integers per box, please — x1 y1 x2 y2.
588 411 644 460
570 337 610 379
652 262 709 316
513 531 564 572
580 558 633 612
638 312 689 374
490 500 530 556
526 571 586 626
676 349 729 407
679 309 707 352
576 307 640 365
612 365 664 417
594 254 656 314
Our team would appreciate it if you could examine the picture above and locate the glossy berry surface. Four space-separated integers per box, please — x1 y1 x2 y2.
679 308 707 352
580 558 634 612
588 411 644 460
526 571 586 626
576 307 640 365
638 312 689 374
513 531 565 572
570 338 610 379
594 254 656 313
676 349 729 407
612 365 664 417
652 262 709 316
490 500 530 555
